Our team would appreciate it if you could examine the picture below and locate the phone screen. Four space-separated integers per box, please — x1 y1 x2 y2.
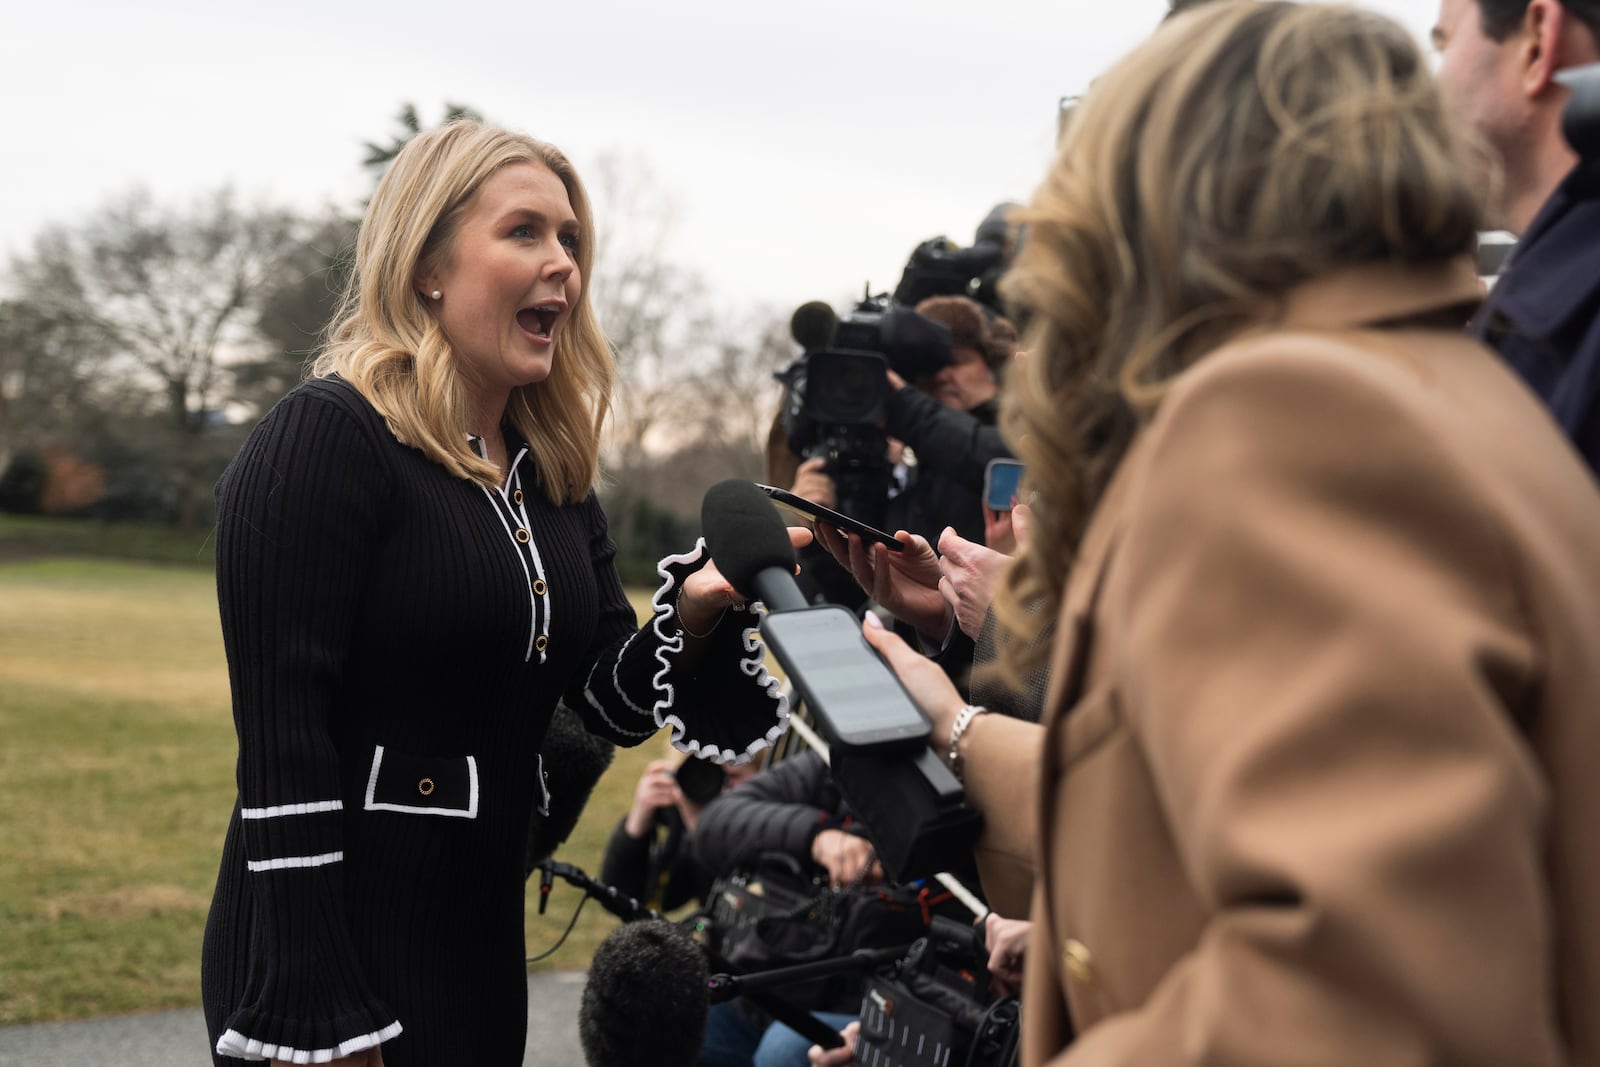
984 459 1025 511
761 607 931 753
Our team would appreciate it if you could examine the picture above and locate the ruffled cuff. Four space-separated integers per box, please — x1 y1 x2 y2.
216 1018 402 1064
216 1006 400 1064
215 869 401 1064
650 538 789 763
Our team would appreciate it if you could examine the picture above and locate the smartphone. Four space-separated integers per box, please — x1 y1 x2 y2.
760 605 932 753
755 484 906 552
983 458 1025 512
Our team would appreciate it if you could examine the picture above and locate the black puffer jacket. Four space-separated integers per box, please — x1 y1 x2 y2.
690 752 865 878
883 393 1007 547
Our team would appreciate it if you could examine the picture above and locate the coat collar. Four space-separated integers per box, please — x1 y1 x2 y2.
1042 254 1484 721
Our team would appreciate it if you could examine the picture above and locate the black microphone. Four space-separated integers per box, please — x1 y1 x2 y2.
701 478 809 613
700 479 983 883
580 920 710 1067
789 300 839 353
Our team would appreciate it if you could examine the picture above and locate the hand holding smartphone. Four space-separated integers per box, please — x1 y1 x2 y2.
755 484 907 552
983 458 1025 512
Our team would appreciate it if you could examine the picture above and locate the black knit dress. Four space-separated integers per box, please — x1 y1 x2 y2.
200 378 787 1065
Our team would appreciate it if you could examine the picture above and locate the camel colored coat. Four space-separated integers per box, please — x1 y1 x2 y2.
961 257 1600 1066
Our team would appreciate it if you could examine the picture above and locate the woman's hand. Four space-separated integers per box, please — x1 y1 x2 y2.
859 612 966 748
813 525 952 640
808 1020 861 1065
935 527 1013 640
683 527 813 635
982 914 1031 996
810 828 884 889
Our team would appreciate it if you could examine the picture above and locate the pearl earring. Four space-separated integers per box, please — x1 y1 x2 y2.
430 290 442 301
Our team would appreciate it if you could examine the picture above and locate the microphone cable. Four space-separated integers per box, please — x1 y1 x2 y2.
526 859 662 964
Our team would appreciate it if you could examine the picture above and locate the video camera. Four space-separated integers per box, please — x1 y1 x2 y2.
776 292 952 528
775 204 1019 528
891 201 1016 313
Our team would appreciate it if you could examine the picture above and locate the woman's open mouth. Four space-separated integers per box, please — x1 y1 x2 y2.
517 302 564 341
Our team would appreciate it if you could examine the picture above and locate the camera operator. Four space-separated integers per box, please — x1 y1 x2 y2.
600 754 760 914
882 295 1018 548
689 750 877 1067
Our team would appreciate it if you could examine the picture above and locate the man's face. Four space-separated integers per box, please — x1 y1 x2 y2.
1433 0 1531 225
915 345 997 412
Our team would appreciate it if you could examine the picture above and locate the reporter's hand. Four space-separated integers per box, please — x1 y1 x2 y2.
790 457 837 510
936 527 1012 640
1011 502 1034 550
983 507 1018 556
622 759 681 838
983 914 1031 996
811 829 883 888
859 612 966 750
686 526 813 634
809 1020 861 1065
813 524 952 640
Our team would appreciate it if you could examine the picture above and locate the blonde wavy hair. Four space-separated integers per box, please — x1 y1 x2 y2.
311 120 613 501
993 0 1482 678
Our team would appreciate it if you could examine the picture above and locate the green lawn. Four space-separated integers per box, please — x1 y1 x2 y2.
0 555 668 1025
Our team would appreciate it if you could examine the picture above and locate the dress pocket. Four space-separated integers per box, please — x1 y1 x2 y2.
362 745 479 818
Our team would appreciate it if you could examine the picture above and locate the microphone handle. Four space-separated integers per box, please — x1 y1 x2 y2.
752 566 811 614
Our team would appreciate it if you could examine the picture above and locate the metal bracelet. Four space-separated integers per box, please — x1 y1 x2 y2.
947 704 988 781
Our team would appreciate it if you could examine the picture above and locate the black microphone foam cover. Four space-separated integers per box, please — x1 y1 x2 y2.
579 920 710 1067
789 300 839 352
701 479 797 601
524 701 616 872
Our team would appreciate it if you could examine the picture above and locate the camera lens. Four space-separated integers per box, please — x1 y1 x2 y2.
674 759 727 806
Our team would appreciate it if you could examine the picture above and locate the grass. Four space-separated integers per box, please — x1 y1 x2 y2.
0 553 669 1025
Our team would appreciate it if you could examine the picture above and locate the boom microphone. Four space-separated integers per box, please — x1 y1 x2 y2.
525 701 616 872
579 916 848 1064
580 920 710 1067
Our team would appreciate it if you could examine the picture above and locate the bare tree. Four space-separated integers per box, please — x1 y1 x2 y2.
586 151 722 539
10 188 300 531
680 313 792 485
0 299 100 482
237 212 359 411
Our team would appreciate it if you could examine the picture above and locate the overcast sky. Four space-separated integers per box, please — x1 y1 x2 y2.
3 0 1441 319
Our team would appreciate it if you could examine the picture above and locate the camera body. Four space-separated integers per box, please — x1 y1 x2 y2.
777 294 953 528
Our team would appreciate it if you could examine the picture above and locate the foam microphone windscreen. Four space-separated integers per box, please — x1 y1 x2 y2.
580 920 710 1067
789 300 839 352
701 479 796 600
524 701 616 872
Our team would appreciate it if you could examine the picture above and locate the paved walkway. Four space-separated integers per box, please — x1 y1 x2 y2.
0 971 588 1066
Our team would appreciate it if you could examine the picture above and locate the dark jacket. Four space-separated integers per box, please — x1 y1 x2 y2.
884 386 1011 496
599 808 711 913
1470 166 1600 477
884 392 1004 548
690 752 862 877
